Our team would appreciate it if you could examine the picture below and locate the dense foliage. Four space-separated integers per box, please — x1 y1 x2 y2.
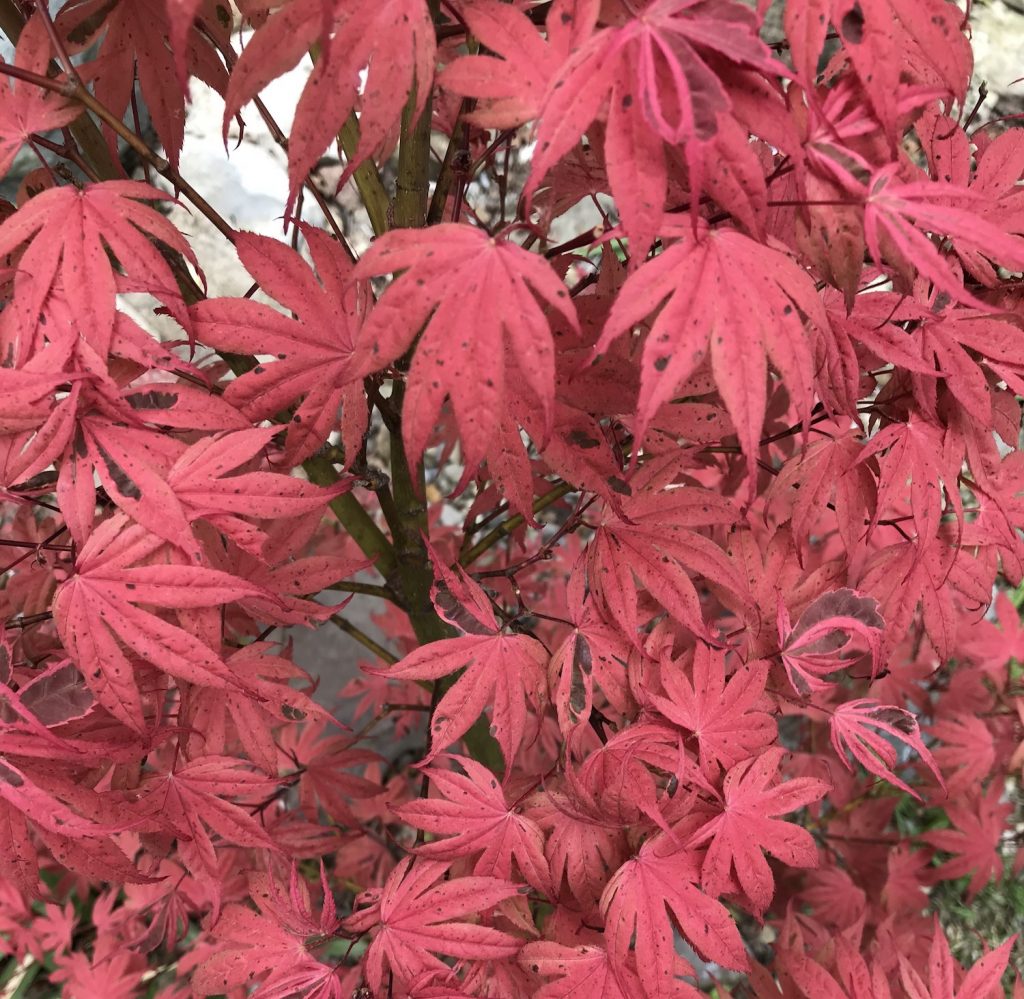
0 0 1021 995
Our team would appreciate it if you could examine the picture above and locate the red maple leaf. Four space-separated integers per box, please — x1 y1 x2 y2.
547 570 634 739
777 588 885 695
519 940 677 999
0 14 78 177
225 0 435 208
646 644 776 779
928 714 995 797
583 463 746 641
282 718 382 828
830 0 972 142
165 427 352 556
56 0 228 169
437 0 593 129
52 513 264 731
191 902 344 999
352 225 579 474
601 831 749 996
396 755 553 895
689 748 828 916
137 755 280 877
919 783 1011 901
829 699 944 800
343 857 523 996
367 554 548 765
863 164 1024 307
594 225 828 493
0 758 145 895
898 917 1017 999
0 181 198 359
191 228 370 465
524 0 786 252
527 782 628 913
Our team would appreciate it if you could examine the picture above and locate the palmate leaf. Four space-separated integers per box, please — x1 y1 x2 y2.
919 782 1011 901
519 941 667 999
225 0 435 209
52 514 267 731
190 902 338 998
0 181 199 360
395 755 554 895
689 748 828 916
343 857 522 996
56 0 228 169
898 917 1017 999
366 540 548 766
646 644 776 779
523 0 786 253
601 832 748 997
0 14 78 178
369 630 548 767
191 228 369 465
594 225 828 494
583 464 746 641
437 0 595 129
137 755 281 876
863 164 1024 306
828 699 945 800
352 225 579 475
777 588 885 696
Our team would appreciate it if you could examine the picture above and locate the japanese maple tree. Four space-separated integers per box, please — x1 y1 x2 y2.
0 0 1022 995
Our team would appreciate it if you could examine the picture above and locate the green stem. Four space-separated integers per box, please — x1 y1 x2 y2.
330 615 399 665
330 581 397 600
427 98 472 226
460 482 575 566
387 382 449 644
393 78 433 230
305 455 398 581
337 113 391 236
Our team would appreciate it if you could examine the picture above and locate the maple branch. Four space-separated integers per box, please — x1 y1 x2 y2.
7 611 52 629
305 455 399 582
0 0 119 179
427 98 474 225
336 114 392 237
304 35 391 235
460 481 576 566
394 62 434 229
330 580 396 601
0 59 238 246
471 494 597 582
330 614 399 665
0 538 72 552
30 131 100 183
33 0 78 85
74 87 238 244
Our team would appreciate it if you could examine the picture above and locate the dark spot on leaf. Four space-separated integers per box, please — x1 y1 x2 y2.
654 356 669 372
568 430 600 449
97 443 142 500
127 389 178 410
841 4 864 43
